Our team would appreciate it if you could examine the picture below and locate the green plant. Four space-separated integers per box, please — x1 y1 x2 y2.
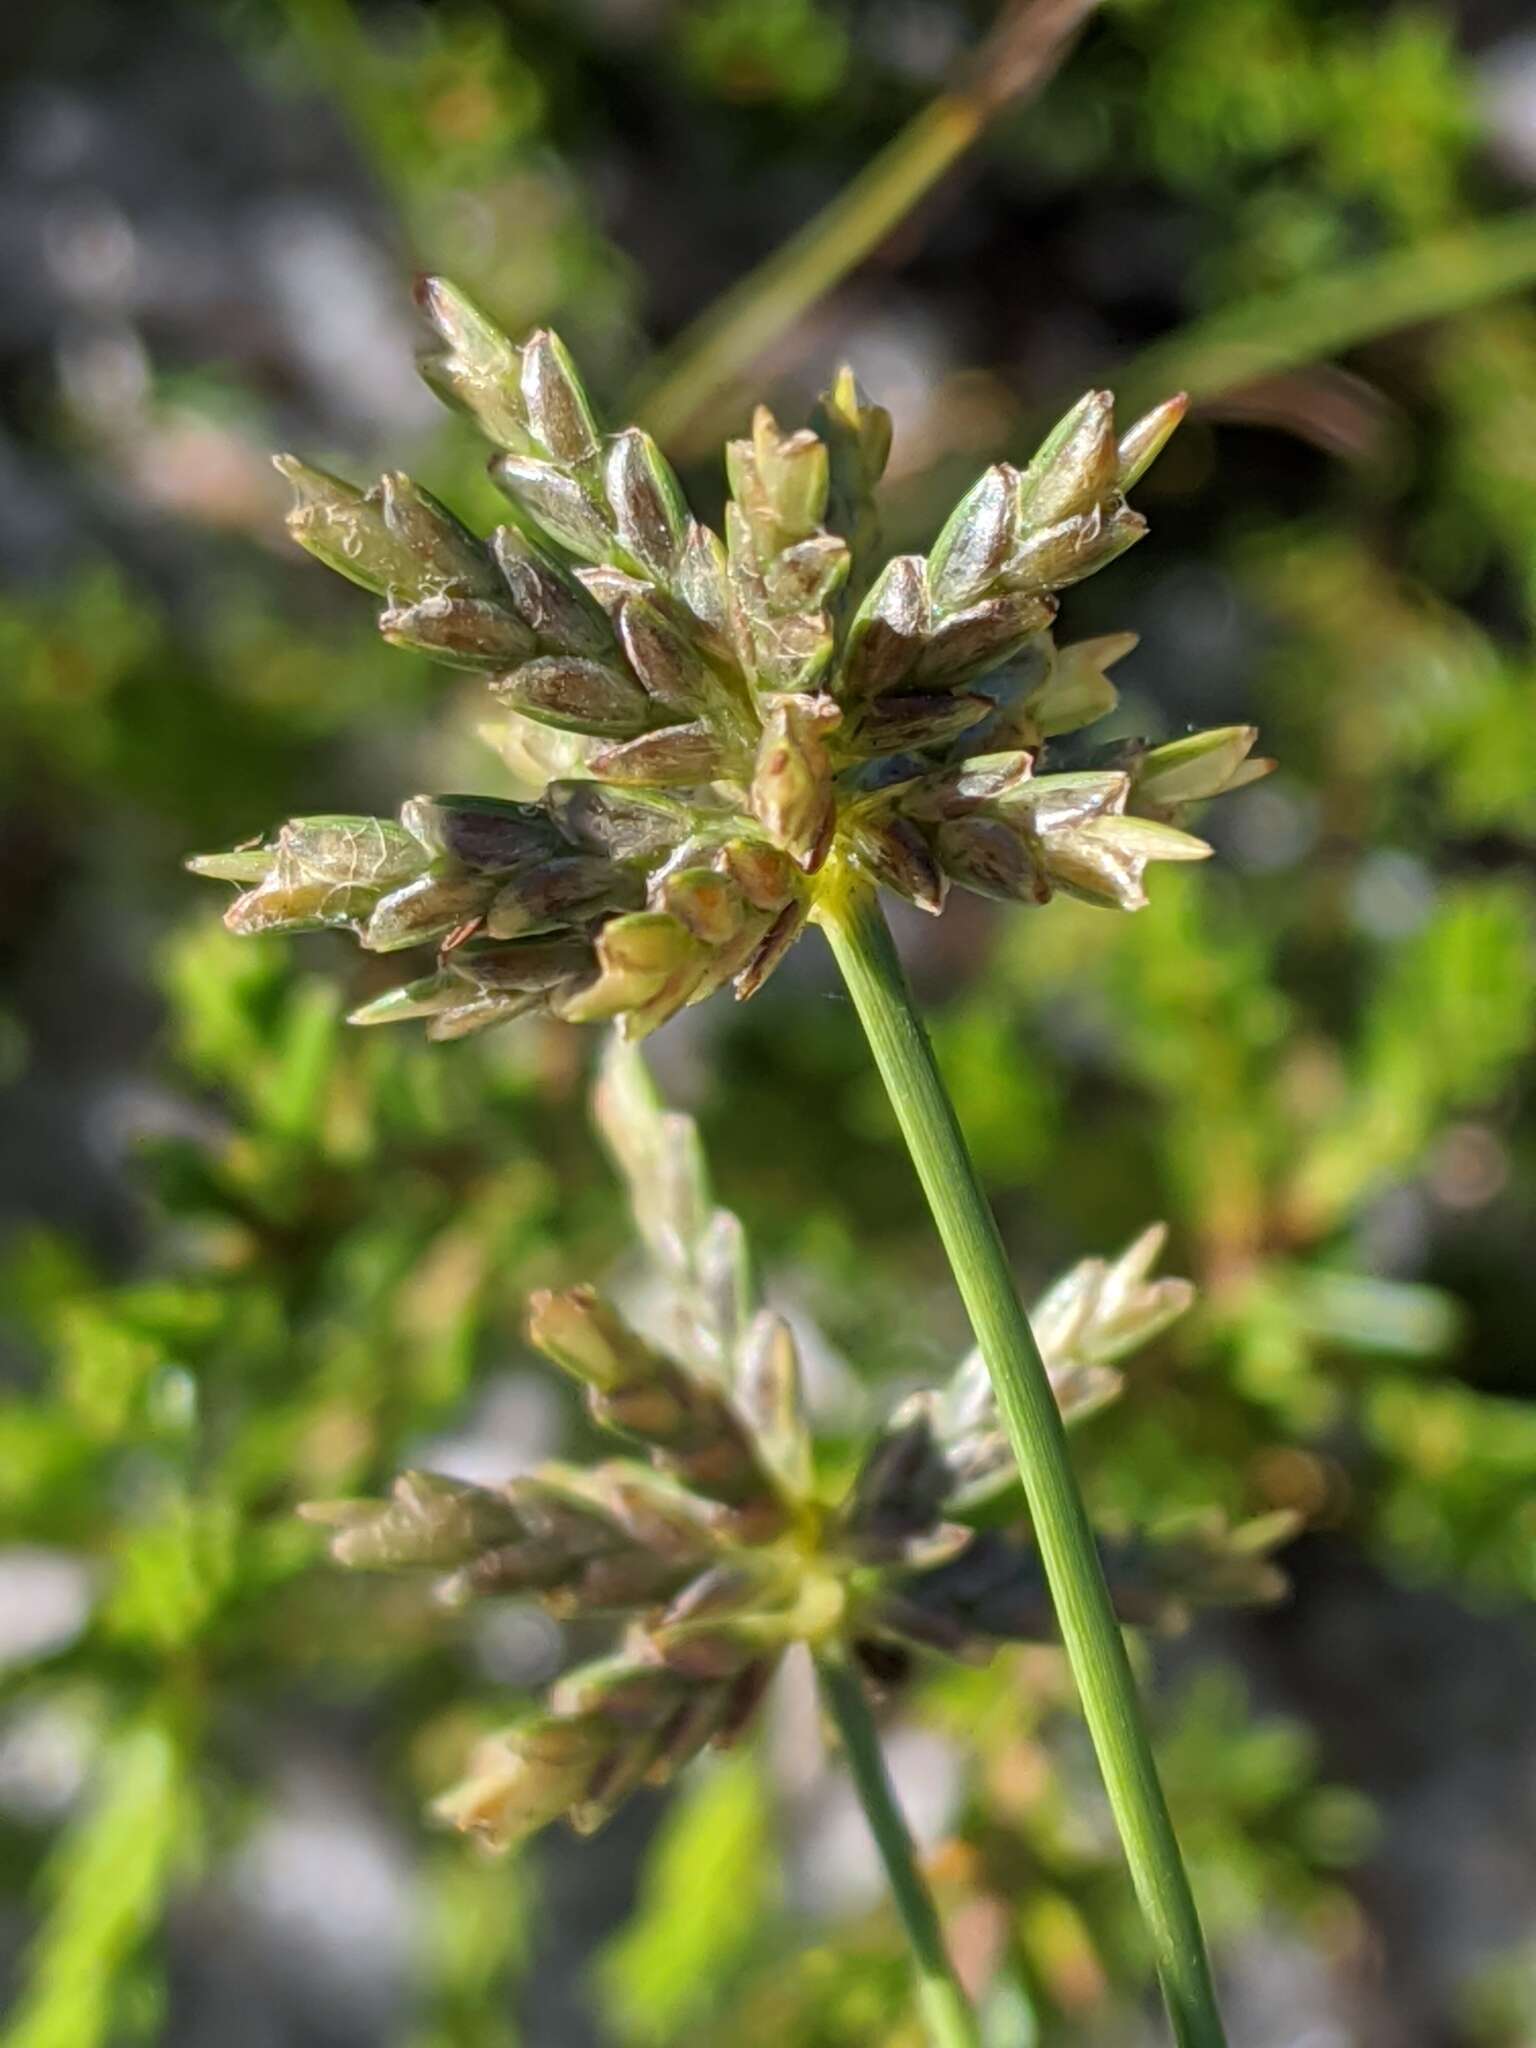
0 929 562 2048
188 279 1272 2046
304 1037 1289 2045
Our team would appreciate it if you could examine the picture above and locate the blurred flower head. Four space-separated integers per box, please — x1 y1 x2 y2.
303 1038 1293 1849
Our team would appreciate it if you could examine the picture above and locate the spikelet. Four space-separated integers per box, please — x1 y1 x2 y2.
191 285 1265 1037
302 1042 1293 1849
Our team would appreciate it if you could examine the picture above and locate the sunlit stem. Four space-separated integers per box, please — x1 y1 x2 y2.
816 869 1227 2048
631 0 1100 451
1118 206 1536 418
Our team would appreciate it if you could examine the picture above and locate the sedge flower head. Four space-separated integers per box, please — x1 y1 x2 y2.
303 1039 1294 1848
190 279 1272 1040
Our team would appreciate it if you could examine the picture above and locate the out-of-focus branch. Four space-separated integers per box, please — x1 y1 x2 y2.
631 0 1101 452
1116 209 1536 421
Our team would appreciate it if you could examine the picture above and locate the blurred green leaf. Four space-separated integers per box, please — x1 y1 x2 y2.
600 1754 774 2044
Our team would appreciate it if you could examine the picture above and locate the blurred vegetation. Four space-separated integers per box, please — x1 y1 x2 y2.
3 1 1536 2046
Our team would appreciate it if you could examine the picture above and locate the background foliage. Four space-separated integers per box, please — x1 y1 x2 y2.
3 1 1536 2044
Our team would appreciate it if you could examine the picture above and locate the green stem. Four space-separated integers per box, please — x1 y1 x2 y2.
817 875 1226 2048
632 95 984 449
817 1654 982 2048
630 0 1098 450
1116 207 1536 418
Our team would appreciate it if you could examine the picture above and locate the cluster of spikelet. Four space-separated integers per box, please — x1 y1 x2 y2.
189 278 1270 1040
303 1040 1293 1849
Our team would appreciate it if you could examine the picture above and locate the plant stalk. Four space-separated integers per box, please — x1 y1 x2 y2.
817 873 1226 2048
632 96 983 449
1115 205 1536 419
817 1655 982 2048
631 0 1099 452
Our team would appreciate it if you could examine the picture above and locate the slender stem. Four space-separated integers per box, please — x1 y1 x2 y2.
631 0 1099 451
817 875 1227 2048
818 1655 982 2048
1115 206 1536 418
632 97 983 449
